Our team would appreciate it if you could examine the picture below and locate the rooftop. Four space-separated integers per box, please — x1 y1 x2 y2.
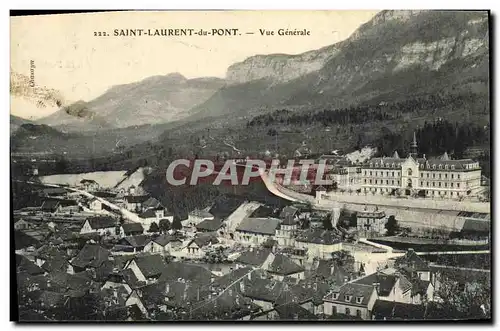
236 217 281 236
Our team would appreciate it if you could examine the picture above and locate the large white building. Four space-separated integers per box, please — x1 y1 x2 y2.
360 134 482 199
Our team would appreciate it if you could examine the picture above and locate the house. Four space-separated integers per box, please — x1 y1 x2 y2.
143 234 182 255
88 198 102 211
275 215 298 247
242 276 287 311
124 254 167 284
185 210 215 228
371 300 426 320
124 195 150 212
356 206 387 237
262 253 305 281
236 247 273 268
116 235 151 253
352 269 413 304
195 218 224 233
182 233 220 259
394 249 431 282
295 229 343 259
253 302 317 321
41 200 62 214
138 208 173 231
235 217 281 246
141 197 163 210
80 216 117 236
70 243 110 273
279 206 299 220
80 179 100 191
40 187 68 198
323 282 378 320
14 218 33 231
57 199 80 213
120 223 144 237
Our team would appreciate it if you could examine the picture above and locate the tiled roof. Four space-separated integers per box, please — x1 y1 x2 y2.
71 243 110 269
274 302 317 320
195 218 223 232
394 249 430 272
242 277 286 302
153 234 181 247
124 195 150 204
190 233 219 248
121 222 144 234
41 200 60 212
142 197 162 209
121 268 144 289
157 262 213 285
372 300 426 320
139 209 157 219
131 254 167 278
353 272 398 297
296 228 342 245
461 218 490 232
119 235 150 248
266 254 304 276
279 206 299 219
16 255 44 275
86 216 116 229
236 217 281 236
236 248 272 267
323 283 375 307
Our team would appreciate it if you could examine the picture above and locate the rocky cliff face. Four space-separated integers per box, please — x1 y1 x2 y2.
189 10 489 120
226 44 340 84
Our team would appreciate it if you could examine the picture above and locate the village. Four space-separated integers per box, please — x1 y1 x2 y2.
13 164 491 321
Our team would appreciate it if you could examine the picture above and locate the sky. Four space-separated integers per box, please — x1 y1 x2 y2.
10 10 378 119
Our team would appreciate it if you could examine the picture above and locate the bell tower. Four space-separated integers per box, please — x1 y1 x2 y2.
409 132 418 158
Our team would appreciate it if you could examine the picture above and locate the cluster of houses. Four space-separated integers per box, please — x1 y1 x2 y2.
13 181 489 321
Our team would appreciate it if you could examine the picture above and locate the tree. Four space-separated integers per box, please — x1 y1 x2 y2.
148 222 159 233
323 215 333 230
385 215 399 236
159 219 171 233
172 216 183 231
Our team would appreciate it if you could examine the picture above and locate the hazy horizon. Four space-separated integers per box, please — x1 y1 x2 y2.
11 10 379 120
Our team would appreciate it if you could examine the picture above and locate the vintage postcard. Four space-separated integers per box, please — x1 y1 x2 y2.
10 10 491 322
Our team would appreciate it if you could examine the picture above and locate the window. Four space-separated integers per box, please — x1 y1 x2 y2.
451 165 455 170
332 293 339 300
392 180 394 185
370 171 372 176
451 183 454 188
451 174 454 179
356 297 363 304
386 171 389 176
433 173 435 178
345 308 351 315
420 173 423 178
407 168 413 176
439 165 442 170
427 173 429 178
356 310 362 318
458 174 461 179
457 183 460 188
344 295 352 302
386 180 389 185
364 179 367 184
433 165 436 169
439 182 441 187
420 181 423 186
332 306 337 314
369 179 372 184
445 173 448 179
433 182 435 187
445 165 449 170
445 183 447 187
392 172 394 177
426 182 429 187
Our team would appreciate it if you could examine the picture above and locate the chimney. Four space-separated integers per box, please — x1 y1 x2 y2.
373 282 380 294
165 283 170 294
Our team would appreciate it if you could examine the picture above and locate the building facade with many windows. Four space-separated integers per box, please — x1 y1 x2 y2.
360 135 482 199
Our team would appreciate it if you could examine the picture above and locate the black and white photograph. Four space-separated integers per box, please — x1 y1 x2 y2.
9 9 492 322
